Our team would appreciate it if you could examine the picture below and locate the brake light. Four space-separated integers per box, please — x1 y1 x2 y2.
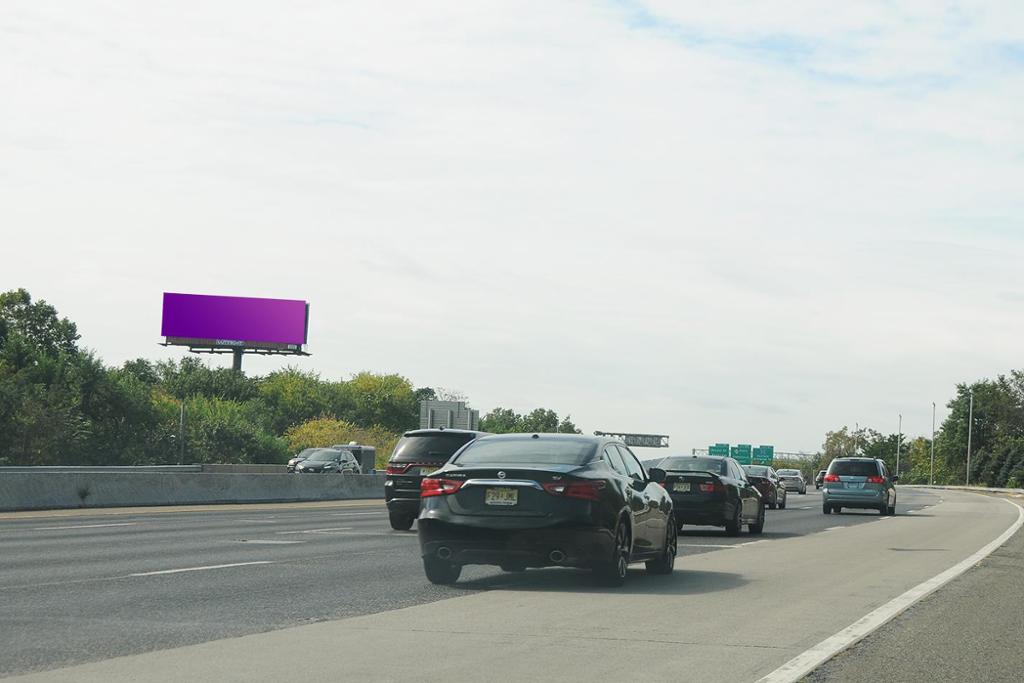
824 473 840 483
866 475 885 484
543 480 606 501
699 481 724 493
386 464 408 475
420 478 464 497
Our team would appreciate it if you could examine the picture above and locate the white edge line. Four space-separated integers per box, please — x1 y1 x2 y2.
129 561 272 577
756 496 1024 683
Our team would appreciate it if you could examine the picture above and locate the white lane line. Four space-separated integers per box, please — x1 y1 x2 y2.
32 522 139 531
678 543 736 549
796 506 812 510
130 561 272 577
276 527 354 535
823 526 844 531
328 512 385 517
757 498 1024 683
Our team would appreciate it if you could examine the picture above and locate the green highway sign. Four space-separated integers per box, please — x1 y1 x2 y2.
752 445 775 465
731 444 752 465
708 443 730 457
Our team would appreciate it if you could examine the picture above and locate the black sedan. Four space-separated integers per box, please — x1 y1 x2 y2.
656 455 764 536
417 434 676 586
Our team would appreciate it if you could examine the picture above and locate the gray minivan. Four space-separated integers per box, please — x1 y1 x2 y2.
821 458 897 515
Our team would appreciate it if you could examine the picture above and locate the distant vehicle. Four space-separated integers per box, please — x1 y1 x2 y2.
385 428 487 531
294 448 360 474
287 448 317 473
822 458 897 515
656 455 764 536
776 469 807 495
815 470 827 489
743 465 786 509
417 434 676 586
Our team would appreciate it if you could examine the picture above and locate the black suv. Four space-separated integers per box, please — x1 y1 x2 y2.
384 428 486 530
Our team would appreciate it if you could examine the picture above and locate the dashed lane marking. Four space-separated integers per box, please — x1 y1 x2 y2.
29 522 139 531
129 561 273 577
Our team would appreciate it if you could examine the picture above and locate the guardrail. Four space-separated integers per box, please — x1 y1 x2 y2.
0 470 386 512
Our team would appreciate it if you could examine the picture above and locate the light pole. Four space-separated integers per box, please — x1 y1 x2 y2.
930 402 936 486
178 400 185 466
896 414 902 476
854 422 859 456
966 389 974 486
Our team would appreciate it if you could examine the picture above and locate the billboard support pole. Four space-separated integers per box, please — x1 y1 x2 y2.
232 349 243 373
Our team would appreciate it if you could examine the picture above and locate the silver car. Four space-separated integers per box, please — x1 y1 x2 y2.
821 458 897 515
775 469 806 495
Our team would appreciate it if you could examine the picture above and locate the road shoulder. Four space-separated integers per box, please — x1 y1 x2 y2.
804 493 1024 683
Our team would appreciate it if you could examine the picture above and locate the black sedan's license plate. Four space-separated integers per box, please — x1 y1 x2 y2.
485 487 518 506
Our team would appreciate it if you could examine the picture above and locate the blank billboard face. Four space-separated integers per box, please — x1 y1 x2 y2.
161 293 308 346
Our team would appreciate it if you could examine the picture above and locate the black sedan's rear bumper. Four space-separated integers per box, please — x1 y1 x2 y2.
418 519 615 569
670 500 731 527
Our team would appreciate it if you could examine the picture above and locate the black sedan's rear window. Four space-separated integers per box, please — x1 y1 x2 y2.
659 457 728 476
454 439 596 466
390 434 477 464
744 465 770 477
829 460 881 477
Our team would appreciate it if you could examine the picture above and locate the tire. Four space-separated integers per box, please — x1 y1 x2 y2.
888 502 897 516
596 520 631 586
646 523 677 575
878 502 887 515
725 502 742 536
769 499 777 510
389 513 414 531
748 503 765 534
778 496 786 510
423 557 461 585
823 503 832 515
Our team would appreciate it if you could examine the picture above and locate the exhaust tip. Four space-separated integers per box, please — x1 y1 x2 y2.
437 547 452 560
549 549 566 564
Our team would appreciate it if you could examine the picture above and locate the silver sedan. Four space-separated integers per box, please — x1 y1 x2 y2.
775 469 807 495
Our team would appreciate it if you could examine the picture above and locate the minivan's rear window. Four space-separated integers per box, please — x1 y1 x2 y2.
454 439 596 466
829 460 880 477
744 465 770 477
390 434 477 464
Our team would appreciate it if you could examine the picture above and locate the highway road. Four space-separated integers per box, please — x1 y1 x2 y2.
0 488 1019 682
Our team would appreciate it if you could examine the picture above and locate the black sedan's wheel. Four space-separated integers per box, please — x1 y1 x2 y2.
748 503 765 534
646 523 677 575
823 503 832 514
596 522 630 586
423 557 461 585
389 513 414 531
724 503 742 536
778 494 787 510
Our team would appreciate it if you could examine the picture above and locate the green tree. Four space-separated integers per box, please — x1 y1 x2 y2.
480 407 522 433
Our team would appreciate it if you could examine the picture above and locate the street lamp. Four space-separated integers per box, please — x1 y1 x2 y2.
896 414 902 476
930 402 936 486
966 389 974 486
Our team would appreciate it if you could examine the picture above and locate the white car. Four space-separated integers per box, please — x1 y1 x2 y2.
775 469 807 495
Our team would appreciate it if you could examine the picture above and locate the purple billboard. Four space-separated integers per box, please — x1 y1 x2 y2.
161 293 308 348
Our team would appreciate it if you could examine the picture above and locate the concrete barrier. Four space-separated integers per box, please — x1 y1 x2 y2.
0 472 386 512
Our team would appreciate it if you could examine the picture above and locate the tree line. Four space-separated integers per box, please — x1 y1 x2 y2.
816 374 1024 488
0 289 579 468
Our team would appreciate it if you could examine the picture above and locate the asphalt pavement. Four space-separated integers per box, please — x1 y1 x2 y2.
0 488 1018 682
804 491 1024 683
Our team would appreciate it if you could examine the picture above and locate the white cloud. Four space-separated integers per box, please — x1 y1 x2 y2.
2 1 1022 452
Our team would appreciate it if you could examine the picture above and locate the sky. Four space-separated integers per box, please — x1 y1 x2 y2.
2 1 1022 454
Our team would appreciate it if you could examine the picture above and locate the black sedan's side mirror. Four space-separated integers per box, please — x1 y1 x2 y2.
648 467 667 483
